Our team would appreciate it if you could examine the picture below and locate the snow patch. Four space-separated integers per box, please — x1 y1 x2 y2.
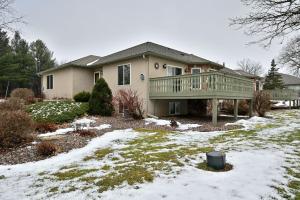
144 118 201 130
86 59 99 66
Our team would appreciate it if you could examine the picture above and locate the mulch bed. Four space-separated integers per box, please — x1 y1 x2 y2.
0 115 243 165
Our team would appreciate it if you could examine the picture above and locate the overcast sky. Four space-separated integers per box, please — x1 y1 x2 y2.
14 0 289 74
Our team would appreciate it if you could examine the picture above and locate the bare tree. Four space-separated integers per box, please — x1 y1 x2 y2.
230 0 300 46
279 35 300 77
237 58 263 75
0 0 23 31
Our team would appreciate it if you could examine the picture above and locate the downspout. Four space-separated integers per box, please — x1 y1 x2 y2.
146 54 150 115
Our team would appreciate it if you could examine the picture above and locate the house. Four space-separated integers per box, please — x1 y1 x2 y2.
219 68 263 91
277 72 300 97
39 42 255 125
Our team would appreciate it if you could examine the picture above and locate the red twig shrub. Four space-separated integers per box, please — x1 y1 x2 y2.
35 123 58 133
253 91 271 117
10 88 35 104
113 89 144 119
0 98 25 111
0 111 35 148
37 141 58 156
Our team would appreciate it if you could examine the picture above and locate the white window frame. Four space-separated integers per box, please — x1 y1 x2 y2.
94 71 100 84
118 63 131 85
46 74 54 90
191 67 202 89
166 65 184 76
169 101 181 115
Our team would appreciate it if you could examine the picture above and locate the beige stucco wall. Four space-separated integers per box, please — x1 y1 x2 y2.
94 57 149 114
42 67 74 99
72 67 94 95
42 67 94 99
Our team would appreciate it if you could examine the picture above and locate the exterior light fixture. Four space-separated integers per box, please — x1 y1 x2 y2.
140 74 145 80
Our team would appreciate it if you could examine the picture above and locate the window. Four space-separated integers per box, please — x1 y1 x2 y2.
118 64 131 85
167 66 183 76
169 102 180 115
46 75 53 89
94 72 100 84
118 101 128 115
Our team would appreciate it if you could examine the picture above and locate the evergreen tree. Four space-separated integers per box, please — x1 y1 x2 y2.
88 78 114 116
0 29 10 54
263 59 284 90
30 39 56 95
30 39 56 72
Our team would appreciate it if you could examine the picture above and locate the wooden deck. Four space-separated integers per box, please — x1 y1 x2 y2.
264 89 298 101
149 72 254 100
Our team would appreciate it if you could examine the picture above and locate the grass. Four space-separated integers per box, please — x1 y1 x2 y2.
52 168 98 181
96 166 154 193
47 128 213 193
26 101 89 123
209 129 257 144
0 175 5 179
197 161 233 172
83 148 113 161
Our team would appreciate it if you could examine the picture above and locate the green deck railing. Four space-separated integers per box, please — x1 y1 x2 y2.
264 89 298 100
149 72 254 99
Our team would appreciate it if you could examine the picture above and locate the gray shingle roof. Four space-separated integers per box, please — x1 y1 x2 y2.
40 42 224 74
220 67 239 75
39 55 101 74
277 72 300 85
234 70 260 79
65 55 101 66
92 42 223 67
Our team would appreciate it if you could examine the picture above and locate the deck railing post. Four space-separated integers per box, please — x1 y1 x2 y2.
234 99 238 120
212 98 218 126
249 99 253 118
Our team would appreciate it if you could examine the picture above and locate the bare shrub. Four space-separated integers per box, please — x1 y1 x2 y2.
113 89 144 119
0 97 25 111
37 141 58 156
0 110 35 148
253 91 271 117
10 88 34 104
74 130 97 137
35 122 58 133
223 100 249 115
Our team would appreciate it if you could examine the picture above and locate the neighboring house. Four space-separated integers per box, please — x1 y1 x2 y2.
234 70 263 91
219 68 263 91
277 72 300 97
39 42 255 124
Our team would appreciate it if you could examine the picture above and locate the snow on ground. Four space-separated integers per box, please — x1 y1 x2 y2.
0 99 6 103
1 110 300 200
225 116 274 130
101 150 286 200
38 117 110 138
144 118 201 130
272 100 289 108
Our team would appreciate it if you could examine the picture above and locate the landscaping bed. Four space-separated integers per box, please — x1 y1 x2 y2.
0 115 240 165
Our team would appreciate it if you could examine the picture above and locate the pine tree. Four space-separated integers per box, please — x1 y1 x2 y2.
263 59 284 90
88 78 114 116
30 39 56 95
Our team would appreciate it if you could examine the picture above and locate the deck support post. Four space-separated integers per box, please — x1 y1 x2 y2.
249 99 253 118
234 99 238 120
289 100 292 109
212 98 218 126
